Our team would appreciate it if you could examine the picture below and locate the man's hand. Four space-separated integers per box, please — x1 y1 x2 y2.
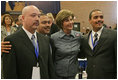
1 41 12 54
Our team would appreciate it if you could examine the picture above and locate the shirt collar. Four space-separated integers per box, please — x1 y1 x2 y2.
15 24 19 27
92 26 103 38
22 27 37 40
59 29 75 38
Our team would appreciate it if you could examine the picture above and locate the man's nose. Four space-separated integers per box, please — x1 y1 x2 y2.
35 16 39 20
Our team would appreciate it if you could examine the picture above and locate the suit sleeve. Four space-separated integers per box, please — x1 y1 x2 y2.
114 31 117 70
48 39 56 79
2 37 18 79
78 35 86 58
49 38 56 62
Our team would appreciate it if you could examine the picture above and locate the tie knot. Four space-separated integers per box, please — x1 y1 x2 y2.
94 33 98 38
31 35 35 40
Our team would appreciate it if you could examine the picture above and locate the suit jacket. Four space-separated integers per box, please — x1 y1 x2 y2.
13 25 22 30
49 23 60 35
80 27 117 79
2 28 56 79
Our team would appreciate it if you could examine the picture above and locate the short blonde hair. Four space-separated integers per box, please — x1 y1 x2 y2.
56 9 74 29
47 13 54 21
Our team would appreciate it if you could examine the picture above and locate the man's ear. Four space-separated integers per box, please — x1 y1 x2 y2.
22 15 25 21
88 19 91 24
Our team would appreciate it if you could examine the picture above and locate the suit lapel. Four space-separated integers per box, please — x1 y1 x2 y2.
85 32 93 55
93 28 107 54
85 34 92 51
18 28 35 54
37 33 43 56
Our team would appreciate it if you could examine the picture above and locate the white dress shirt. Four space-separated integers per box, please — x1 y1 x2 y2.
89 27 103 49
22 27 38 45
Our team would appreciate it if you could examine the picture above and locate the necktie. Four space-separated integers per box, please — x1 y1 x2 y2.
31 35 37 48
31 35 39 59
93 33 98 46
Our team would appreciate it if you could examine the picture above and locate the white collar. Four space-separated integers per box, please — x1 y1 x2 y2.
15 24 19 27
92 26 103 39
22 27 37 40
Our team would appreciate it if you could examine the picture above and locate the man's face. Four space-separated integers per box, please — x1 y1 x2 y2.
18 15 23 25
37 15 51 34
22 7 41 32
89 11 104 30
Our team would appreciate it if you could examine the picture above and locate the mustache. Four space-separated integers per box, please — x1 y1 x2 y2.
95 21 103 24
33 20 39 26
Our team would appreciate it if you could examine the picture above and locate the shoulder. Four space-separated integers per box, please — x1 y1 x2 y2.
4 29 22 41
73 30 82 35
11 26 17 31
1 25 5 31
104 28 117 35
1 25 4 28
37 33 50 42
72 30 83 39
51 31 60 39
103 28 117 41
4 33 16 42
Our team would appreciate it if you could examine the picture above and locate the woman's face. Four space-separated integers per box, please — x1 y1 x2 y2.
62 16 74 31
5 16 12 25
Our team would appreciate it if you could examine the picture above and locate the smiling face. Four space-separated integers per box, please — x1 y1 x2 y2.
5 16 12 26
2 14 13 26
89 10 104 32
37 15 51 35
62 16 74 32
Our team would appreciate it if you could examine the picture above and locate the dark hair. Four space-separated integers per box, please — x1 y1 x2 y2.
2 14 13 26
89 9 102 20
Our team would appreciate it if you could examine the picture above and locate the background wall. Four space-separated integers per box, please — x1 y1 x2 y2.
61 1 117 33
4 1 117 33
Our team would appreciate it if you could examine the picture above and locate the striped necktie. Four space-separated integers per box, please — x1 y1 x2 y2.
93 33 98 46
31 35 37 49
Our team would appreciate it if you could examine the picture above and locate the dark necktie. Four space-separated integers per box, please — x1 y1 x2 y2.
31 35 37 49
93 33 98 46
31 34 39 59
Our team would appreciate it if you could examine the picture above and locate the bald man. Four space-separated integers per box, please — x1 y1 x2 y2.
2 5 55 79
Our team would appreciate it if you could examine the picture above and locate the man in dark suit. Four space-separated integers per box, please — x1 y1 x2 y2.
80 9 117 79
13 18 22 30
2 5 55 79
